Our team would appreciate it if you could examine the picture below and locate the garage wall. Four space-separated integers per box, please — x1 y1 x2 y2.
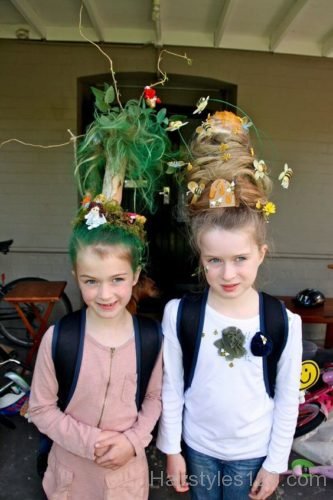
0 40 332 325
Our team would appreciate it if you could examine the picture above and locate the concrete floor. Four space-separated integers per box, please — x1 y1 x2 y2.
1 337 333 499
0 414 333 499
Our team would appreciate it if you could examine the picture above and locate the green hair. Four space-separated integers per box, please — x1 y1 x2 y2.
71 85 173 270
75 94 173 213
69 221 146 271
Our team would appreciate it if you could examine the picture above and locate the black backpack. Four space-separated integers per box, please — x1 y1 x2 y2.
177 289 288 398
37 308 162 478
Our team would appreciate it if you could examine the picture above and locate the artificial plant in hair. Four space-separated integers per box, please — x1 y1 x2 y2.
75 83 175 213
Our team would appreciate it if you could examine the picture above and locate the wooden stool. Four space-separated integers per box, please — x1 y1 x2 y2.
4 281 67 366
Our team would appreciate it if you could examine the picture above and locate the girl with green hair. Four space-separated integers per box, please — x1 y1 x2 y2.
29 84 170 499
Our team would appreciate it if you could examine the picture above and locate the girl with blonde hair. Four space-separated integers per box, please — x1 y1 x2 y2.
157 109 302 500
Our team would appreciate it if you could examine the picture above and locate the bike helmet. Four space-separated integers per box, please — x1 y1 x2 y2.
294 288 325 308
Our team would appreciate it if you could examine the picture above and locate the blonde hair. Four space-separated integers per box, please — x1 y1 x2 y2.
186 111 271 250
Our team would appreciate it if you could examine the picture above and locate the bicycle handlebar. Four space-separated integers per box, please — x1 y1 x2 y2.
0 359 21 368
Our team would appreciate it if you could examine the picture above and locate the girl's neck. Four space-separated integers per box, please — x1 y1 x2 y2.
207 287 260 319
85 307 134 347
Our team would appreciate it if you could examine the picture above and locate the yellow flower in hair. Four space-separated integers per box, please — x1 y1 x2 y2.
263 202 276 215
256 201 276 220
94 194 107 204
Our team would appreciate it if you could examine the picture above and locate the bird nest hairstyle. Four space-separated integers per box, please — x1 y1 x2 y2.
186 110 274 219
172 104 294 252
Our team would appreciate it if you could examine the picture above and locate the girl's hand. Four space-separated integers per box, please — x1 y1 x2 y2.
94 430 119 458
166 453 189 492
249 467 280 499
94 432 135 469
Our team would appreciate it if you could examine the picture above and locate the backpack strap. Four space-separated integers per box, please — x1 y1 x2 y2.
260 292 288 398
37 309 85 479
134 315 162 410
176 289 208 391
51 308 86 411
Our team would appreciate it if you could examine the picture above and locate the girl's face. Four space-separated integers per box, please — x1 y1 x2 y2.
199 226 267 302
75 246 140 321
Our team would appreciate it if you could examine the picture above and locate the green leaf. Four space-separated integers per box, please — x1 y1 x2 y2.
91 87 109 113
98 115 112 127
104 86 115 105
156 108 167 124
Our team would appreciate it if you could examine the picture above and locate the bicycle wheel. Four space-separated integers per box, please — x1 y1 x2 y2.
294 403 326 438
0 277 72 347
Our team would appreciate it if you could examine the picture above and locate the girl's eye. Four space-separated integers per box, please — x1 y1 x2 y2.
85 279 97 285
235 256 246 262
112 277 125 284
208 258 221 265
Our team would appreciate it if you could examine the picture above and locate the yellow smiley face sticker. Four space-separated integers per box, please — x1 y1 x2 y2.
300 360 320 390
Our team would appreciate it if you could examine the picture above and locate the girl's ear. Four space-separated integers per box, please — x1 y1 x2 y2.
259 244 268 264
133 267 141 287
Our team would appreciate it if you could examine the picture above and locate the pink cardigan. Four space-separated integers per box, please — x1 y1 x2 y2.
29 325 162 499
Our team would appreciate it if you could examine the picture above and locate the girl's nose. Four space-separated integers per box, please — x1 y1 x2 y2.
98 283 112 300
221 263 236 281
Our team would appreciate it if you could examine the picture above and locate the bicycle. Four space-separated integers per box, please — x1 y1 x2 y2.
0 345 30 429
283 458 333 480
295 360 333 438
0 239 72 347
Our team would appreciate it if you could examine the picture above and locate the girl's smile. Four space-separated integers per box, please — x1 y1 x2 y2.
75 245 139 323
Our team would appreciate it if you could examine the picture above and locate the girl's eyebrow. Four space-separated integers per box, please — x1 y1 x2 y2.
204 252 251 258
79 272 129 278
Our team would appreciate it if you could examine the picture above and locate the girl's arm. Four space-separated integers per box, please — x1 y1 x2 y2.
156 299 188 492
29 327 103 460
156 299 185 454
261 312 303 473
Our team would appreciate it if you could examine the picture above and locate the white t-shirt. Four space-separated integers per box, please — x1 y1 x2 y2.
157 297 302 473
